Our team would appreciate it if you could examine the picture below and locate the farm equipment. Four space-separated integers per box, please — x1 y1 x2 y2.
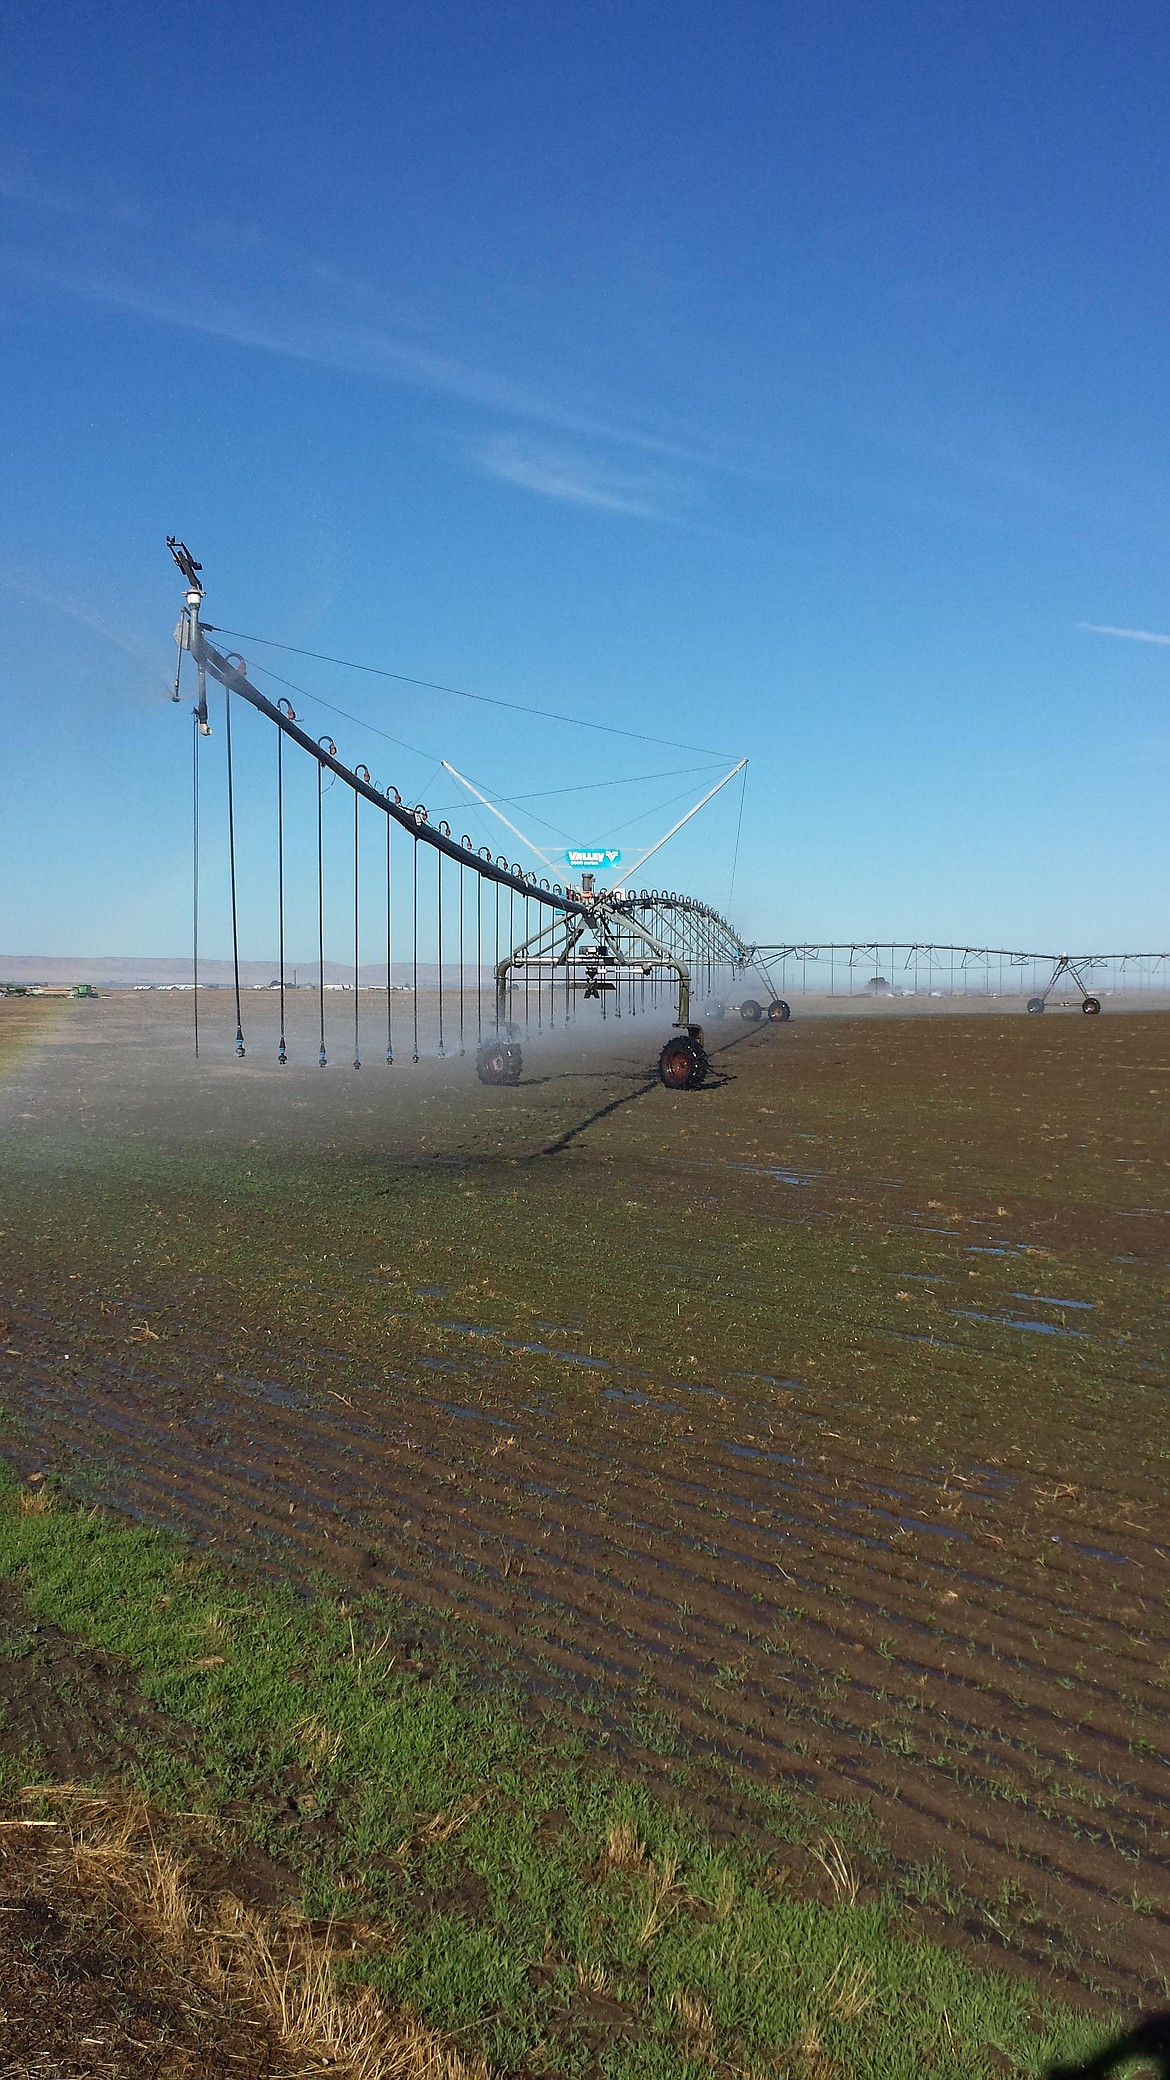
168 541 752 1090
1026 955 1102 1015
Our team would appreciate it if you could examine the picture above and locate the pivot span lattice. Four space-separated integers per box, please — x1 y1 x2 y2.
744 944 1170 1012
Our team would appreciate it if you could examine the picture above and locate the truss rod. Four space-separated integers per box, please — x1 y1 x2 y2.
192 626 578 915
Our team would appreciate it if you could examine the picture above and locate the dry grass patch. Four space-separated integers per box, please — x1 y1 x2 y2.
0 1785 488 2080
809 1835 861 1907
603 1820 647 1872
16 1477 55 1517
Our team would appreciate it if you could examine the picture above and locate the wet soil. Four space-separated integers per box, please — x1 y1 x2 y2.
0 1572 180 1786
0 1573 297 1912
1 992 1168 2008
0 1561 291 2074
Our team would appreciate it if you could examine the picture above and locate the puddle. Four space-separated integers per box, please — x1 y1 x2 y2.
954 1310 1089 1339
725 1440 801 1466
689 1156 830 1189
1010 1293 1095 1310
438 1320 611 1371
965 1245 1025 1258
751 1166 825 1187
602 1387 680 1411
879 1328 965 1350
248 1378 308 1410
1075 1544 1131 1564
755 1513 890 1556
413 1284 450 1298
731 1373 812 1393
836 1493 969 1542
436 1401 513 1427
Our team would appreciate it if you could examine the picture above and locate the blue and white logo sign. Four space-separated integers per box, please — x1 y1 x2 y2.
565 848 622 870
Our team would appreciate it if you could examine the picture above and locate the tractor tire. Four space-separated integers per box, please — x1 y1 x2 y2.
658 1036 709 1090
476 1039 523 1085
1081 996 1101 1015
767 998 792 1022
1026 997 1045 1014
740 999 763 1022
704 1000 727 1021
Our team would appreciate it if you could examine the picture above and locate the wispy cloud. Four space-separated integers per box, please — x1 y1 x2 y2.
2 245 711 481
0 159 755 513
1079 622 1170 648
474 436 690 518
3 166 1113 540
0 181 822 517
0 165 142 227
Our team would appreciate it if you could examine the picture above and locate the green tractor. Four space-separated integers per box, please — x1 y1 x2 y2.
70 983 99 999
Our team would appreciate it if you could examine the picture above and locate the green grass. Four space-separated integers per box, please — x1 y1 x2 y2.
0 1466 1109 2079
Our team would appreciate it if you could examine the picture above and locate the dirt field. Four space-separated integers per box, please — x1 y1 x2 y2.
1 989 1167 2011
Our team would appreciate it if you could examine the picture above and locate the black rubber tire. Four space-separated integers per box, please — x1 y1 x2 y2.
476 1039 523 1085
739 999 763 1022
1081 997 1101 1016
1026 997 1045 1014
767 999 792 1023
704 1000 726 1021
658 1036 709 1089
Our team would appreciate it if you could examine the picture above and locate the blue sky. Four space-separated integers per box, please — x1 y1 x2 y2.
2 0 1168 959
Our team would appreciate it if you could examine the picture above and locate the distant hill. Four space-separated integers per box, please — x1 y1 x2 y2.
0 956 486 988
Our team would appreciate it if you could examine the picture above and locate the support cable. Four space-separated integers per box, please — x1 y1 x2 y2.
385 816 394 1064
412 839 419 1063
437 848 445 1058
316 748 330 1066
523 895 531 1031
277 725 287 1063
224 687 246 1058
458 864 466 1055
476 873 483 1041
207 624 731 758
192 708 200 1060
352 775 364 1069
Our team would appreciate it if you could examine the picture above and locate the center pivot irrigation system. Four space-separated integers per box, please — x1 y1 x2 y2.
168 543 755 1090
746 944 1170 1010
